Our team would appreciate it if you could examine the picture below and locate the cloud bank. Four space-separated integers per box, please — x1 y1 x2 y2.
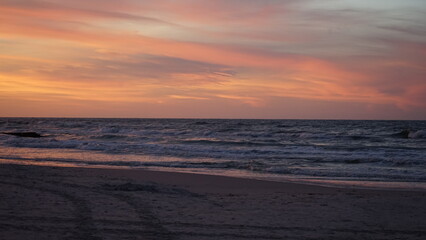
1 0 425 119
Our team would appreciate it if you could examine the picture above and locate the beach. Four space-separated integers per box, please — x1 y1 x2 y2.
2 0 426 238
0 164 425 240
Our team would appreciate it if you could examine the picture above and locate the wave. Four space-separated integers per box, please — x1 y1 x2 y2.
90 134 128 140
2 131 425 165
175 138 284 147
7 154 424 182
408 130 426 139
1 118 426 185
392 129 426 139
2 155 265 171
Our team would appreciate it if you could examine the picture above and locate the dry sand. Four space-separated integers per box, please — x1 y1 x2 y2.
0 164 425 240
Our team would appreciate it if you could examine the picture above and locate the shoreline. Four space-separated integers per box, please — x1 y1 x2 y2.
136 166 426 192
1 163 426 239
2 159 425 192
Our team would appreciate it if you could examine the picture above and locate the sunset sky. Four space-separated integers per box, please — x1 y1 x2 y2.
1 0 425 119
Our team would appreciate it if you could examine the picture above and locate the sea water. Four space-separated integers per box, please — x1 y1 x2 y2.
0 118 425 189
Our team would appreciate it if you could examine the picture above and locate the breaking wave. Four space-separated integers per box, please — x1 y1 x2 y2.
1 118 425 185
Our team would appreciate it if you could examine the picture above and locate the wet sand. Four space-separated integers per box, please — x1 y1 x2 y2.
0 164 425 240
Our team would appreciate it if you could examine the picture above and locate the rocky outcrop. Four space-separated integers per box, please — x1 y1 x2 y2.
2 132 43 138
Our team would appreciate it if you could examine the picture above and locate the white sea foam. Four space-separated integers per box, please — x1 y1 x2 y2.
408 130 426 139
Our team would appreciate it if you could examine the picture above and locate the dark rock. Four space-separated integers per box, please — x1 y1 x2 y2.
2 132 43 138
393 129 410 138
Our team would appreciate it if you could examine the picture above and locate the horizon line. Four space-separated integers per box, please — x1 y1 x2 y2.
0 116 424 121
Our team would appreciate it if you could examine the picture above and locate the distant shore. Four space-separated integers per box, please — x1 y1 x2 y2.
1 163 425 239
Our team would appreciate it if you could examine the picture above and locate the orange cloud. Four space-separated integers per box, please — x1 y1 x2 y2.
1 0 425 119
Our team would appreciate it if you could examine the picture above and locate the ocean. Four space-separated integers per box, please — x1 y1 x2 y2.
1 118 425 189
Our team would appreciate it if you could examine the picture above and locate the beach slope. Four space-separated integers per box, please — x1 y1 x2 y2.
0 164 425 240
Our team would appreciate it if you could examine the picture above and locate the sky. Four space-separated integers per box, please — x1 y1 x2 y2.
0 0 425 119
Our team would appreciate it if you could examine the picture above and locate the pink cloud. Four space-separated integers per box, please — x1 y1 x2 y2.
1 0 425 119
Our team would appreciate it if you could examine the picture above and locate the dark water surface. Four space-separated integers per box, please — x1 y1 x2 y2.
1 118 425 189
